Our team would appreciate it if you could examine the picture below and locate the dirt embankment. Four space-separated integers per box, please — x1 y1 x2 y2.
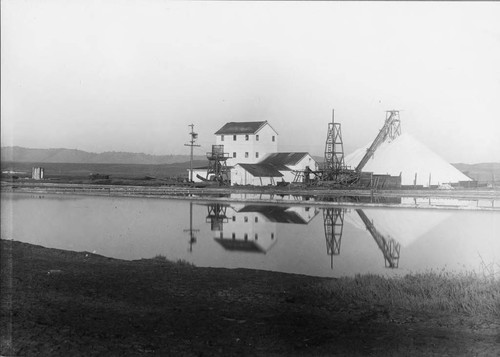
1 240 499 356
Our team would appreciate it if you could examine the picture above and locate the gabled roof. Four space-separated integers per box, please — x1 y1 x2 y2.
259 152 310 167
214 121 268 135
214 238 266 253
238 205 308 224
238 163 284 177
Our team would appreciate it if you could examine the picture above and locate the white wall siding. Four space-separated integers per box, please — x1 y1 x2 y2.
231 165 280 186
216 123 278 167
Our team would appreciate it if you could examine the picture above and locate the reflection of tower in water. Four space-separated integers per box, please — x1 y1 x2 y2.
356 209 401 268
323 207 402 269
206 204 229 231
323 208 345 268
183 202 200 252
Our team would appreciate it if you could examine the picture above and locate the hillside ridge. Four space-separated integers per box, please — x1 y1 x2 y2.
1 146 205 165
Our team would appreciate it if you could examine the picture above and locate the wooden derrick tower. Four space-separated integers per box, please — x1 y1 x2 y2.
319 109 360 186
323 208 345 268
206 145 230 184
324 109 345 173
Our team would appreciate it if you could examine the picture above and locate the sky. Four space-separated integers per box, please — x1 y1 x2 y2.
1 1 499 163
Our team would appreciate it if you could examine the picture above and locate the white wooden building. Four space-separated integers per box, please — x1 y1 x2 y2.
214 121 279 167
189 121 318 185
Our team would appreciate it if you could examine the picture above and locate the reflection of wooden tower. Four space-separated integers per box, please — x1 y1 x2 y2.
206 203 228 231
206 145 230 184
356 209 401 268
323 208 345 268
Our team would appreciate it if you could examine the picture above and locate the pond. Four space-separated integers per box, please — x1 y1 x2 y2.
2 192 499 277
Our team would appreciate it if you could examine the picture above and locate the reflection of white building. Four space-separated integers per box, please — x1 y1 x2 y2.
211 204 319 253
190 121 318 185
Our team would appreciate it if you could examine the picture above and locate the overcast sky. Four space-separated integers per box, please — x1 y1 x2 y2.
2 1 499 163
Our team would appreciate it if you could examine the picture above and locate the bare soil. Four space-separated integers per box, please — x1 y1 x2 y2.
1 240 499 356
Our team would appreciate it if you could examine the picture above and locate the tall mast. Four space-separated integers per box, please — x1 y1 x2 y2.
184 124 200 182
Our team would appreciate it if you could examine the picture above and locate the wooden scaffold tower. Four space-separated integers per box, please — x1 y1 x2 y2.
206 145 230 185
318 109 360 186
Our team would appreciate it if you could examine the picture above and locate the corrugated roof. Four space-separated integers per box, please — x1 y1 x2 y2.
214 121 267 135
238 163 284 177
259 152 309 166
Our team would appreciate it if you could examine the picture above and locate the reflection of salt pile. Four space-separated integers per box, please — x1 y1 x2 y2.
345 209 452 247
345 132 471 187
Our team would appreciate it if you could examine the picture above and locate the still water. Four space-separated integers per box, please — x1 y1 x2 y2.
2 192 499 278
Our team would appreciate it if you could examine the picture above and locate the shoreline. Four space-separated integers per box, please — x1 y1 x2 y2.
3 181 500 211
1 239 499 356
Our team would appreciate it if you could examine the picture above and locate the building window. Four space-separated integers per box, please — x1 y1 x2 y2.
232 233 236 239
233 135 237 141
255 233 258 240
256 135 259 141
244 233 248 241
232 216 236 222
245 152 249 158
271 233 274 240
272 135 275 142
245 134 249 141
221 135 224 141
233 152 236 158
255 217 258 223
244 216 248 222
255 152 259 158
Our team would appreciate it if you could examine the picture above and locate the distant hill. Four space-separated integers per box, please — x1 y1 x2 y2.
452 162 500 183
1 146 206 165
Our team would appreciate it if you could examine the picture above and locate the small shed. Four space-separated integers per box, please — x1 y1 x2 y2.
231 163 283 186
31 167 44 180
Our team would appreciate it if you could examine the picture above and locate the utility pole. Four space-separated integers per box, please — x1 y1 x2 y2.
184 124 200 182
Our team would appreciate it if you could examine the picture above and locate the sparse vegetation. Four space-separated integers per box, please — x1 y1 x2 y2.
3 239 500 356
152 254 167 261
319 271 500 317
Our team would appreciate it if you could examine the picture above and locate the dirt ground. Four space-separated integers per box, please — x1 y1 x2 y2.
1 239 499 356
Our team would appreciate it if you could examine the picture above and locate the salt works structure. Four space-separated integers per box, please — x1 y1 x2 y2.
344 111 472 188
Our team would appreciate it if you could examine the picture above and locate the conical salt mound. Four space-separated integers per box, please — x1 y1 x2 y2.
345 132 471 187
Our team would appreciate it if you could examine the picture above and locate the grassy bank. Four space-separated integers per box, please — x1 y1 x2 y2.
2 239 500 356
319 273 500 317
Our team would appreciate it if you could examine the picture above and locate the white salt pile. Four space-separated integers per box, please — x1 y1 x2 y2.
345 132 472 187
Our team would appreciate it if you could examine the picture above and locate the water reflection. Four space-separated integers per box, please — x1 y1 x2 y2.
202 203 403 270
2 193 499 277
355 209 401 268
184 202 200 252
203 203 319 255
323 208 344 268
